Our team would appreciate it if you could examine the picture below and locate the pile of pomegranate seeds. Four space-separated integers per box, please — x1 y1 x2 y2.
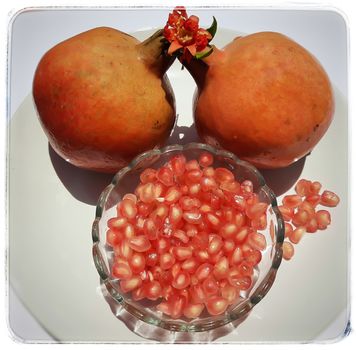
106 152 270 319
279 179 340 261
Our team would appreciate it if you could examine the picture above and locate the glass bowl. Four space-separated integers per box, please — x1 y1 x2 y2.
92 143 284 333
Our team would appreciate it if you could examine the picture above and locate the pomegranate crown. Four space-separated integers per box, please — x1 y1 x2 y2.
163 6 217 62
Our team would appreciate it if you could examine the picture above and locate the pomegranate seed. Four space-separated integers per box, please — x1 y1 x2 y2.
157 167 174 186
299 201 316 216
215 168 235 183
145 280 162 300
143 218 158 240
235 226 249 243
171 262 181 278
164 186 182 204
120 276 142 293
108 217 127 231
128 235 151 252
241 180 254 194
213 256 229 280
305 194 321 207
220 181 240 193
284 222 293 238
188 183 201 196
173 246 193 261
132 286 146 301
195 263 213 281
306 217 318 233
123 223 135 239
184 223 198 237
220 223 238 239
243 249 262 266
316 210 331 229
208 235 223 255
223 239 235 254
292 209 309 226
137 202 153 217
282 195 303 209
140 168 157 184
320 190 340 207
247 231 267 251
203 166 215 177
221 284 238 304
151 203 169 220
198 152 214 167
146 251 158 267
230 195 246 211
246 202 268 219
157 301 171 316
172 229 189 244
170 154 186 176
122 193 137 204
118 240 133 259
185 159 200 171
139 183 156 203
190 284 206 303
206 296 228 316
160 252 175 270
237 261 253 277
181 257 199 274
310 181 322 194
185 169 203 184
106 229 121 247
230 246 243 265
112 262 132 280
278 205 294 221
183 303 204 319
289 226 306 244
200 176 217 191
202 275 219 296
169 204 183 225
295 179 312 196
251 213 267 230
183 210 202 224
205 212 221 228
129 253 146 273
282 241 295 261
172 271 191 289
228 269 252 290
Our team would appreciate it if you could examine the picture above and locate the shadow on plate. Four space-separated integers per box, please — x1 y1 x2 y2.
49 119 305 205
100 280 249 343
259 156 306 197
48 123 199 206
48 144 113 206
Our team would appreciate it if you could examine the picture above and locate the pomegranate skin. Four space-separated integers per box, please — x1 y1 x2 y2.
193 32 334 169
33 27 176 173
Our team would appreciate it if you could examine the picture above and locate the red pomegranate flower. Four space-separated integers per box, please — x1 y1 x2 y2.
163 6 217 62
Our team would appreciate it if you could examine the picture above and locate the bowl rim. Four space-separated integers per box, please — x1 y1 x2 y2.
92 142 284 332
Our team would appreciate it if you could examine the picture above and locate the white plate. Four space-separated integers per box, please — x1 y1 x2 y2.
8 8 349 342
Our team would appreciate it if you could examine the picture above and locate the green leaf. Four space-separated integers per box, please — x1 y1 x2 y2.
206 16 217 39
195 46 214 60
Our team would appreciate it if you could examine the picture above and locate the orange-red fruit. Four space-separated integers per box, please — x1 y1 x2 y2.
145 280 162 300
191 32 333 169
282 195 303 209
33 27 175 173
112 262 132 280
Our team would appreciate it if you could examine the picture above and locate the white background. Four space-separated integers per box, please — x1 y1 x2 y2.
1 0 355 349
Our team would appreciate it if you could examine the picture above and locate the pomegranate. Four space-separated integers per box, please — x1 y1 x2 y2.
164 8 334 169
33 27 176 173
